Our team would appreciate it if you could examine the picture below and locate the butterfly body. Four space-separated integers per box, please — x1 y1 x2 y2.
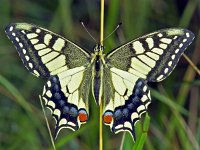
91 45 104 105
5 23 194 141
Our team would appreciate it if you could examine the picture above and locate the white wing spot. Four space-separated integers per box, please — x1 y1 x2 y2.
152 48 163 55
124 121 132 130
166 29 184 36
59 118 67 126
9 26 13 31
137 105 146 114
15 37 19 42
159 43 168 49
65 93 69 97
145 38 154 49
171 54 175 60
141 95 148 103
148 91 151 100
44 34 52 45
19 43 23 48
31 39 39 44
33 70 40 76
25 56 30 61
168 61 172 66
131 112 139 121
34 44 46 50
42 97 48 105
146 52 160 60
27 33 38 39
36 29 41 33
47 81 51 87
157 33 163 37
132 41 145 54
124 95 128 100
12 33 16 36
186 32 190 38
173 36 178 39
145 101 151 108
22 49 26 54
38 48 51 56
68 122 76 127
143 85 147 92
179 43 183 48
164 68 169 74
46 90 52 98
52 38 65 51
48 101 55 109
21 30 26 34
28 63 33 68
115 124 123 130
160 38 172 44
157 75 164 81
53 109 61 118
175 49 179 53
183 39 187 42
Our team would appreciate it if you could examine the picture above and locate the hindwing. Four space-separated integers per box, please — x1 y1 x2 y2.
103 68 151 141
42 66 92 138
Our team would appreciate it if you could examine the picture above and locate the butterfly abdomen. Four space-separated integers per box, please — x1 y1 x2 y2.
92 55 103 105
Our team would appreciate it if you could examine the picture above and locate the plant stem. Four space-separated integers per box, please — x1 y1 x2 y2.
183 53 200 76
39 95 56 150
99 0 104 150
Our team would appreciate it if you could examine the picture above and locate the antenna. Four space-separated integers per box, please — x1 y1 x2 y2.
80 21 122 43
80 21 97 43
103 22 122 42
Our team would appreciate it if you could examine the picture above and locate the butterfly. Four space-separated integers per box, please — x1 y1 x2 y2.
5 23 194 141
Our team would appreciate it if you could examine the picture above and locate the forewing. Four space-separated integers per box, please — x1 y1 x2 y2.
5 23 90 78
103 67 151 141
42 66 92 138
106 28 194 82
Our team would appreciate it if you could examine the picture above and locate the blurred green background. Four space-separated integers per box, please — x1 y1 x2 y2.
0 0 199 150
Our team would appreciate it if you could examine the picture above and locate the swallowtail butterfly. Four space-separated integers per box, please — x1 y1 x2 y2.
5 23 194 141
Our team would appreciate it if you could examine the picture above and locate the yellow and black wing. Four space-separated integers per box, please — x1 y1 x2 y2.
103 28 195 141
5 23 92 138
5 23 90 77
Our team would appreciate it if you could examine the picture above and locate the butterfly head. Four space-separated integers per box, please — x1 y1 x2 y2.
94 44 104 54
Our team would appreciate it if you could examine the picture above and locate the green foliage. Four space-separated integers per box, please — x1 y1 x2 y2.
0 0 199 149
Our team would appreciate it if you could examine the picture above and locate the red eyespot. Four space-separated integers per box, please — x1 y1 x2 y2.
78 110 88 122
103 111 113 124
